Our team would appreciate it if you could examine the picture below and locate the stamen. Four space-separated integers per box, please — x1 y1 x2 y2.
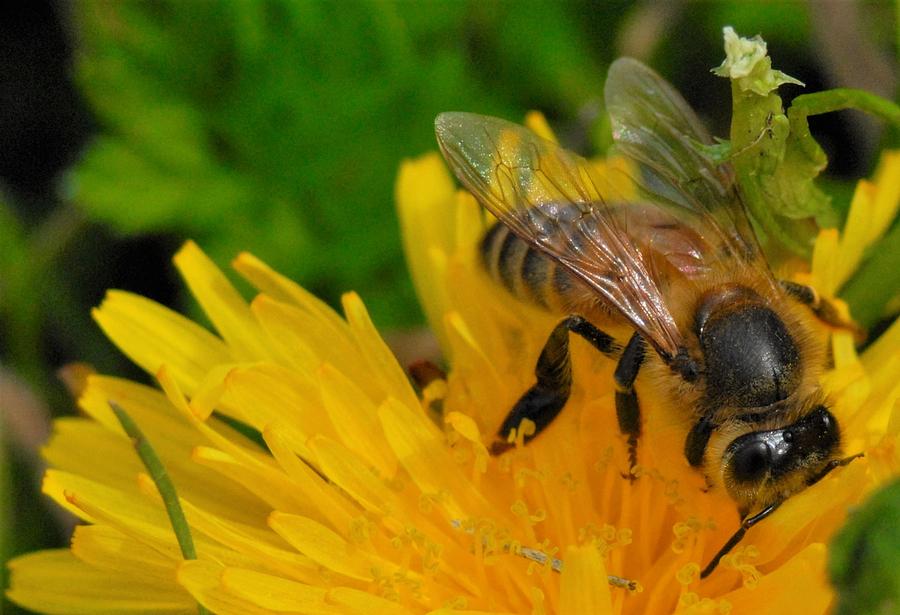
450 520 638 590
676 563 700 585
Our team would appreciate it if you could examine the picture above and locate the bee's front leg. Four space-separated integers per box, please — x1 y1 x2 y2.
779 280 865 341
490 315 625 455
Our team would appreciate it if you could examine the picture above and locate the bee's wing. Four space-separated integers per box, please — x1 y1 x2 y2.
435 112 686 360
604 58 766 267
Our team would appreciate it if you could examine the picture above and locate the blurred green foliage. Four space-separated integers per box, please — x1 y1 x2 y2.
69 0 622 328
2 2 898 613
830 478 900 615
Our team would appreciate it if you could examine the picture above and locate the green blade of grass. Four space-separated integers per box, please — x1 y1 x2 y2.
108 401 209 614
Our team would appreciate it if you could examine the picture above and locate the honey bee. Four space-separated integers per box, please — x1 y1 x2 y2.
434 58 862 578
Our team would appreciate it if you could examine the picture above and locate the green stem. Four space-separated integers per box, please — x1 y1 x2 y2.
789 89 900 127
785 89 900 328
108 402 210 615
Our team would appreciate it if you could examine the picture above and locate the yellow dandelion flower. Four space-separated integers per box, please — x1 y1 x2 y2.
395 136 900 613
6 130 900 613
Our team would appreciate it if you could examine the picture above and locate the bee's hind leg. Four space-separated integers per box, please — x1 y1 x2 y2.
490 315 620 455
614 333 646 480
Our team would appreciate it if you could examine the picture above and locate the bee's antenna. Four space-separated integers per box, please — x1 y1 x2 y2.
701 500 782 578
806 452 864 487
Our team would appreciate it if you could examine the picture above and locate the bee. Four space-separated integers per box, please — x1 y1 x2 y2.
434 58 862 578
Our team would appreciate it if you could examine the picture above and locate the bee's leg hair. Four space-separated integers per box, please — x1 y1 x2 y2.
491 315 619 455
779 280 865 340
614 333 645 480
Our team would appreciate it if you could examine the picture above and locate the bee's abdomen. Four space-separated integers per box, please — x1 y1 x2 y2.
481 223 570 311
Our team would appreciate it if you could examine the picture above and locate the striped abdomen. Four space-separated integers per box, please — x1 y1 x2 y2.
481 223 589 314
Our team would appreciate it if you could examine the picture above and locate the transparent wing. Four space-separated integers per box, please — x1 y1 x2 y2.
435 111 687 359
605 58 767 267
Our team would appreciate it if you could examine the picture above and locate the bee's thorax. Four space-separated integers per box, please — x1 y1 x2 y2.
695 284 802 409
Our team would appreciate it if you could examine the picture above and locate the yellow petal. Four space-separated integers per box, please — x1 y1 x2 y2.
67 477 277 581
839 154 900 288
248 296 326 372
43 418 142 493
378 397 469 520
250 294 370 385
524 111 558 143
233 250 352 338
78 375 186 434
453 191 486 267
308 435 396 517
811 150 900 294
268 511 388 582
262 426 359 531
156 365 281 470
327 587 415 615
445 411 490 472
179 499 322 584
155 367 317 521
92 290 231 393
871 150 900 231
558 545 614 615
832 183 876 290
862 312 900 383
44 416 269 528
7 550 193 614
43 469 176 551
222 362 334 458
342 291 421 411
396 153 459 346
317 362 397 476
723 543 831 614
743 461 866 565
443 310 509 430
173 241 272 361
177 559 273 615
191 446 312 515
219 567 340 614
188 363 236 420
70 525 178 586
810 228 840 295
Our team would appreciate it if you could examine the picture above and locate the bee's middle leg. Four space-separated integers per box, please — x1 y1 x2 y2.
490 315 621 455
779 280 865 341
614 333 646 479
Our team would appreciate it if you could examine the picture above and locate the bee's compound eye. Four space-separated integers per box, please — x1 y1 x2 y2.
731 440 772 483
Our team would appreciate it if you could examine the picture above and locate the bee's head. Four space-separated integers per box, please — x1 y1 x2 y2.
721 405 842 511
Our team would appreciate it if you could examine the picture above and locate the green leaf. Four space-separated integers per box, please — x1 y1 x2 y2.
841 218 900 329
829 478 900 615
0 199 26 286
70 0 618 327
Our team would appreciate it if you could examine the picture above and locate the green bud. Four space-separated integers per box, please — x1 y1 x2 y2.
713 26 803 96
